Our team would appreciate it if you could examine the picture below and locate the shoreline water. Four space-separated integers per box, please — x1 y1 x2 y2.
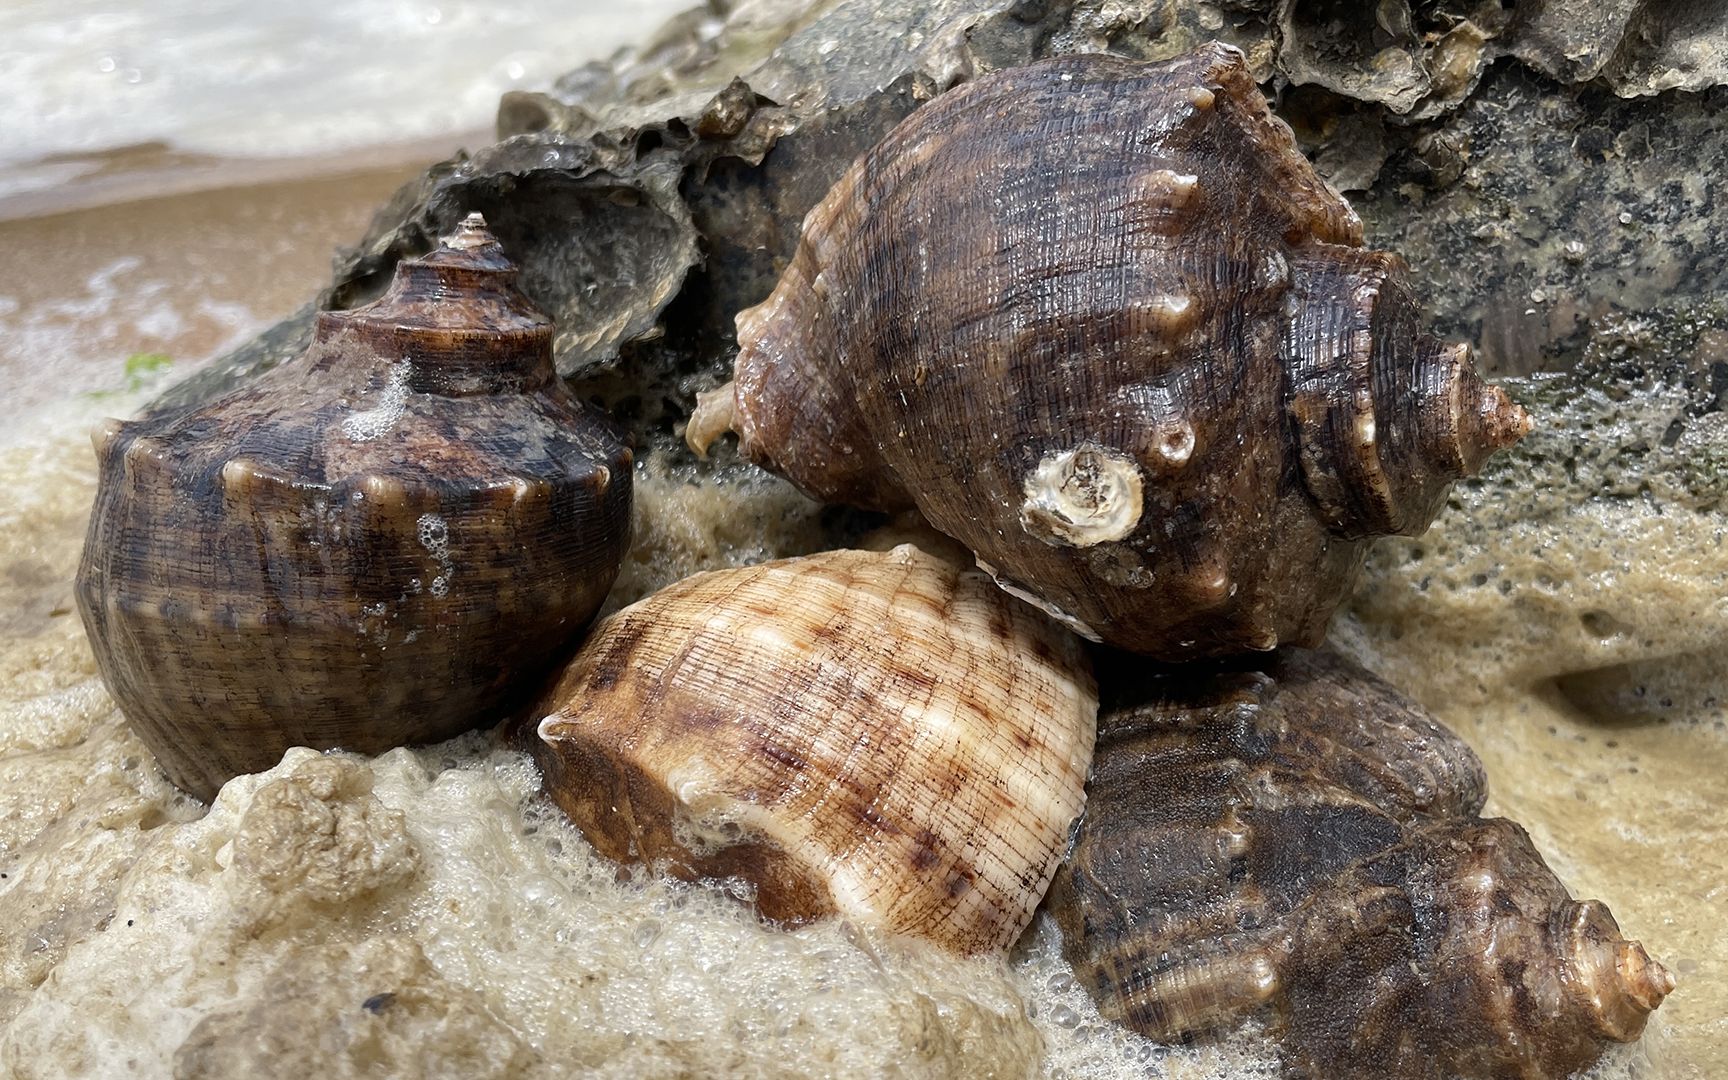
0 160 428 420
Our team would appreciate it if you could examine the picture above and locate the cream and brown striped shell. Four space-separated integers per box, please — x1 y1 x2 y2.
519 545 1098 954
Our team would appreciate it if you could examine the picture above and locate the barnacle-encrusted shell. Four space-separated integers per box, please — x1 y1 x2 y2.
1046 649 1673 1080
691 43 1529 659
520 545 1097 954
76 214 634 800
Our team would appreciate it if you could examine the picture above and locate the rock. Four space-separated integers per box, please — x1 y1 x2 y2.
1509 0 1728 94
152 0 1728 444
0 742 1042 1078
172 937 535 1080
1345 301 1728 721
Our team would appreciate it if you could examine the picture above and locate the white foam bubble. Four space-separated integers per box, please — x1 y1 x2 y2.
340 360 411 442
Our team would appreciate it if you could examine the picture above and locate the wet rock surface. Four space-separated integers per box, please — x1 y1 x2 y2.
156 0 1728 428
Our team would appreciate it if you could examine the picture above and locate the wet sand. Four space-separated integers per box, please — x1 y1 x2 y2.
0 158 435 419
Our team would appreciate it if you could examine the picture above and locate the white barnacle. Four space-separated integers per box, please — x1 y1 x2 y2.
1151 417 1196 468
1019 444 1145 548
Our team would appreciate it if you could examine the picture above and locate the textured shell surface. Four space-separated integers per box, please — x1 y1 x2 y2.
701 43 1528 659
76 215 634 800
1046 648 1673 1080
521 544 1098 954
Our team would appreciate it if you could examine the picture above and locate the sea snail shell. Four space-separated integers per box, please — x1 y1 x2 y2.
519 545 1097 954
76 214 633 800
1047 649 1673 1080
688 43 1530 659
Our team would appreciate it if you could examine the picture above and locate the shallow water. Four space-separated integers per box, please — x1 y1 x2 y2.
0 0 692 212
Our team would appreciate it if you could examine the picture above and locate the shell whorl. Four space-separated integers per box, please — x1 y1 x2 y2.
1283 247 1531 538
318 212 556 396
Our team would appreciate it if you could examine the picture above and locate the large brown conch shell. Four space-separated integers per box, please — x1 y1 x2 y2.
688 44 1529 659
1046 648 1674 1080
76 214 634 800
519 545 1097 954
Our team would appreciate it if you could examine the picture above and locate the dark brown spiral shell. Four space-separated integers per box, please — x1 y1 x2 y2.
691 43 1528 659
1045 648 1673 1080
76 214 633 800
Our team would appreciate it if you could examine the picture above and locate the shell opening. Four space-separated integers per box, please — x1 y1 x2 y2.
686 382 740 459
1019 444 1145 548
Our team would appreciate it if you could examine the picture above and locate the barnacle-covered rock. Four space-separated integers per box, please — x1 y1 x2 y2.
1507 0 1728 93
75 215 634 800
1047 648 1673 1080
151 0 1728 430
692 45 1528 659
520 545 1097 954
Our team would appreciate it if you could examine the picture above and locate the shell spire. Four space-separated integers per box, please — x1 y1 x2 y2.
444 211 505 255
1563 899 1676 1043
1448 344 1534 473
317 211 554 395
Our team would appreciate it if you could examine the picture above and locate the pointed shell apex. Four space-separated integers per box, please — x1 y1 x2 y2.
1481 381 1534 449
447 212 495 251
